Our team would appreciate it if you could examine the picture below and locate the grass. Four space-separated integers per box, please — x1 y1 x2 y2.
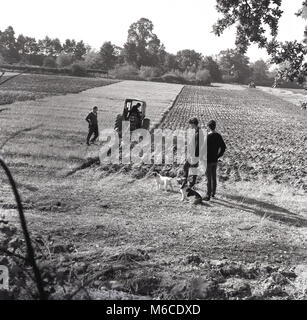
258 85 307 107
0 73 117 106
3 172 306 299
0 80 183 180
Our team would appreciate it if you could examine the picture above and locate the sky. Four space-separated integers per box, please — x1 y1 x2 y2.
0 0 305 62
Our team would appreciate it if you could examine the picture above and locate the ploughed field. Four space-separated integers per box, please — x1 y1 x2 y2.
0 79 306 300
160 85 307 191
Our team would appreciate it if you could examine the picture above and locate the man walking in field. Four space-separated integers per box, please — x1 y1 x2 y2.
85 106 99 146
203 120 226 201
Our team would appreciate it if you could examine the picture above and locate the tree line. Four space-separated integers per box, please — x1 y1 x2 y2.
0 18 290 86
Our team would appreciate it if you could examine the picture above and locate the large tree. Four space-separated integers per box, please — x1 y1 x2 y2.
213 0 307 84
83 50 102 69
163 52 179 72
38 36 62 56
201 56 222 82
123 18 165 67
0 26 20 63
123 42 138 66
74 40 86 60
62 39 86 60
218 49 252 83
63 39 77 54
16 35 39 56
99 41 117 71
251 59 270 83
176 49 203 72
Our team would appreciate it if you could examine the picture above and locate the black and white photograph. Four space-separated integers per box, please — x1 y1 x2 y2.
0 0 306 305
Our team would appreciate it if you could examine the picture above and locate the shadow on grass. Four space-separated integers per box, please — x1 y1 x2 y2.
212 194 307 227
199 201 211 207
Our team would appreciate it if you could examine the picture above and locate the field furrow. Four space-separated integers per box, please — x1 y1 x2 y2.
160 84 307 190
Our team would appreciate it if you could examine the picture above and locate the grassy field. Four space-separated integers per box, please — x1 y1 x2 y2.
0 73 117 106
258 86 307 107
0 78 306 300
0 80 182 181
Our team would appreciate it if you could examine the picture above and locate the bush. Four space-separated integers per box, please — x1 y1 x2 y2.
161 73 186 84
0 52 5 64
56 53 75 67
139 66 162 79
182 70 196 82
43 56 57 68
109 64 140 80
222 74 238 83
84 51 103 69
70 63 87 77
195 69 211 85
151 70 211 86
149 76 164 83
24 54 45 66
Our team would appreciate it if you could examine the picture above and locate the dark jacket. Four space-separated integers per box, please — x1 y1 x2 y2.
86 112 98 128
207 131 226 163
129 105 141 118
188 127 201 160
195 127 200 157
187 127 200 157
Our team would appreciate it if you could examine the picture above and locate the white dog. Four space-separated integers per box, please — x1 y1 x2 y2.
152 172 174 192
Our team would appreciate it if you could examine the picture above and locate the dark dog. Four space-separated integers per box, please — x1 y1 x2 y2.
177 178 202 204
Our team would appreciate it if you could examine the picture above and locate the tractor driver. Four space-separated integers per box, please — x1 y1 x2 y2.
128 103 142 131
129 103 141 118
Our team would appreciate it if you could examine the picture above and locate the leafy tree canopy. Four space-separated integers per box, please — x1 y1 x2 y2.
99 41 117 71
176 49 203 72
124 18 165 67
218 49 252 83
213 0 307 84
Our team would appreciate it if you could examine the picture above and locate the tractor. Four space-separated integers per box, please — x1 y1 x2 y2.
114 99 150 137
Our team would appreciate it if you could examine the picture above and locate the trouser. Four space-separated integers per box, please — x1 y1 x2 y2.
183 160 199 188
87 126 99 144
206 162 217 197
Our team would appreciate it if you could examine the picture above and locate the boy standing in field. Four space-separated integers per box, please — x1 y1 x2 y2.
183 117 201 188
203 120 226 201
85 106 99 146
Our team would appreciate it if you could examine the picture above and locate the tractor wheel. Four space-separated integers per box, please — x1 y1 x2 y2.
142 118 150 130
114 114 123 135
